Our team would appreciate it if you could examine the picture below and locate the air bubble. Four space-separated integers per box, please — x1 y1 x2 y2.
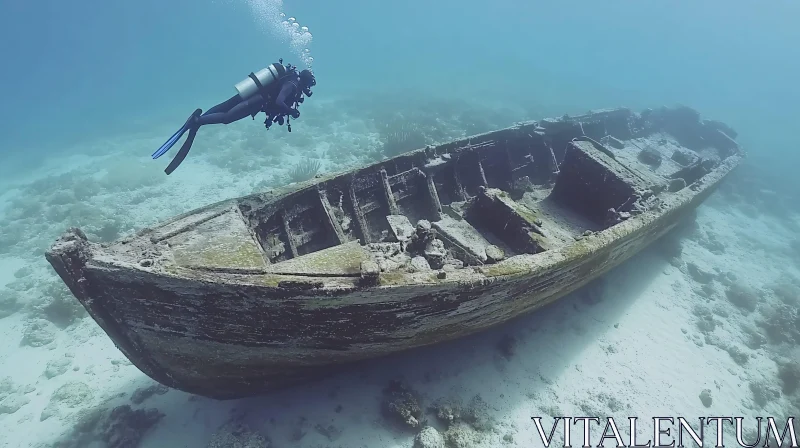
246 0 313 69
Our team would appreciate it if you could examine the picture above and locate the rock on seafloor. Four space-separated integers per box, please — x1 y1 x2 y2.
0 393 30 415
414 426 445 448
206 421 271 448
54 404 165 448
41 381 94 421
45 356 74 379
382 380 423 429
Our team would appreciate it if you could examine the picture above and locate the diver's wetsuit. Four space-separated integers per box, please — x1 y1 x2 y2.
156 67 312 176
195 77 300 126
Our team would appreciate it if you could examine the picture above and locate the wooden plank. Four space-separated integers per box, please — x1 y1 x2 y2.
281 210 299 258
477 160 489 187
265 241 367 277
348 179 371 244
360 200 382 215
380 168 400 215
318 189 347 244
150 206 231 243
387 168 424 188
284 202 316 220
168 208 268 274
452 163 467 201
426 172 443 214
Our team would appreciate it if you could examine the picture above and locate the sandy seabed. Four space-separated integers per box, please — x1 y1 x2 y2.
1 98 799 448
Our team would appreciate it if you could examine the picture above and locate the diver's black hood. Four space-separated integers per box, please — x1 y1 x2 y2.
299 69 316 88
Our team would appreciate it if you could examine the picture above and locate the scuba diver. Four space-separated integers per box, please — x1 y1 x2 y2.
152 59 316 175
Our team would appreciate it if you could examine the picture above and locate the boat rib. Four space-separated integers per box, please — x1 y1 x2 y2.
46 106 743 399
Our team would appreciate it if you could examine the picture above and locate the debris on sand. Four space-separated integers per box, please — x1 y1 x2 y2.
382 380 423 429
696 232 726 255
692 305 717 335
207 420 271 448
757 303 800 345
724 282 760 313
443 422 483 448
101 406 165 448
54 404 165 448
30 279 88 329
699 389 713 408
0 377 34 408
314 423 342 442
739 323 767 350
778 361 800 395
770 279 800 306
430 396 463 427
21 319 57 348
45 355 74 379
460 395 495 432
0 288 22 318
686 262 715 285
724 345 750 367
41 381 94 421
430 393 496 439
0 393 30 415
749 380 781 408
130 384 169 405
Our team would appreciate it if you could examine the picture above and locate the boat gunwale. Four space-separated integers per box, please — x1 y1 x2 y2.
128 122 527 242
96 150 742 296
44 105 744 399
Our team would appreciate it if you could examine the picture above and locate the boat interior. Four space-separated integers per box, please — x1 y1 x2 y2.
148 106 739 284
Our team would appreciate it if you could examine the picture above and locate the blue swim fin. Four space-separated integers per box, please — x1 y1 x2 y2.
164 126 199 175
152 127 187 159
152 109 202 159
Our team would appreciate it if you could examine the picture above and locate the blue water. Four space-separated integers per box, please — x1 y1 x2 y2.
1 1 799 446
1 0 798 174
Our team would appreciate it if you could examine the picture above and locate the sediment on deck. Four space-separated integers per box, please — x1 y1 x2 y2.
43 105 743 399
201 106 742 284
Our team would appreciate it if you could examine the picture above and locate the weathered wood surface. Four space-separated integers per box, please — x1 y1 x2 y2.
46 106 742 399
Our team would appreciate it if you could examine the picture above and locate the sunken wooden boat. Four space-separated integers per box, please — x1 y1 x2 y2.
46 105 742 399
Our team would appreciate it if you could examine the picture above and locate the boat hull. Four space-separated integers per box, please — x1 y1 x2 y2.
46 153 738 399
47 105 744 399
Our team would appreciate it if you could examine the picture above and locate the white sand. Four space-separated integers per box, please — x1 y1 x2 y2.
0 104 798 448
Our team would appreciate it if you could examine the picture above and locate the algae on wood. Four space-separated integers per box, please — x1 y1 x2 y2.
168 208 267 273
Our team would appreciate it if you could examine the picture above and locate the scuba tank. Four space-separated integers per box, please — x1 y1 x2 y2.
234 62 288 100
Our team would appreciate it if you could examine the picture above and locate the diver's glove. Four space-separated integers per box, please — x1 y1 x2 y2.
290 109 300 119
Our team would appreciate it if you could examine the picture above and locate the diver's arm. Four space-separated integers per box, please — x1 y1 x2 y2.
274 82 297 115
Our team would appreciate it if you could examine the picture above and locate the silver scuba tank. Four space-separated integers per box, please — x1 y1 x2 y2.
234 63 287 100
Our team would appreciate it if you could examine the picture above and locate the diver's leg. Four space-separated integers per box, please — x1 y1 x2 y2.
195 94 265 126
202 94 241 117
162 95 264 173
